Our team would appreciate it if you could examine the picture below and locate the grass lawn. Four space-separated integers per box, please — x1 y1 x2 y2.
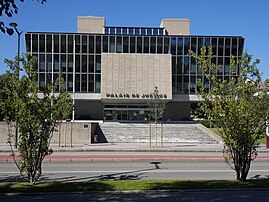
1 179 269 193
209 128 266 144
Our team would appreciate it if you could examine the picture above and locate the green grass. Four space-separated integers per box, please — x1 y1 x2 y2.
210 128 267 144
1 180 269 193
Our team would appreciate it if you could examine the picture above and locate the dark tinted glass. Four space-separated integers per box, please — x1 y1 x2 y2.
130 37 135 53
198 37 204 55
177 37 183 55
88 55 94 73
137 37 142 53
25 34 31 52
82 35 87 53
141 28 146 35
39 34 45 52
32 34 38 52
96 36 101 53
95 74 101 93
109 36 116 53
81 74 87 92
88 74 94 92
75 35 81 53
75 55 80 72
46 54 52 71
157 37 163 53
116 36 123 53
164 37 169 53
46 35 52 53
89 36 94 53
238 38 244 56
54 35 59 53
95 55 101 73
82 55 87 73
218 38 224 56
53 54 59 72
123 37 129 53
231 38 238 56
171 37 176 55
147 28 152 35
191 38 197 53
68 55 73 72
225 38 231 56
75 74 80 92
60 35 66 53
68 35 73 53
39 54 45 71
143 37 149 53
177 57 183 74
212 38 217 55
60 55 66 72
184 37 190 55
102 36 108 52
150 37 156 53
122 28 127 35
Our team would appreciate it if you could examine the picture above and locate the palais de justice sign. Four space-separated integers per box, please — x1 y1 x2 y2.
106 93 167 99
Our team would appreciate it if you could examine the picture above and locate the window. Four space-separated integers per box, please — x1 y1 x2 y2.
153 29 158 35
212 38 217 55
75 55 80 72
88 74 94 92
183 37 190 55
105 27 109 34
54 35 59 53
141 28 146 35
32 34 38 52
231 38 238 56
176 75 182 93
238 38 244 56
116 27 121 34
39 54 45 71
60 55 66 72
130 37 136 53
159 29 163 35
177 37 183 55
60 35 66 53
172 57 177 74
46 54 52 72
116 36 123 53
53 54 59 72
123 37 129 53
143 37 149 53
122 28 127 35
46 35 52 53
39 73 45 91
102 36 108 52
88 55 94 73
157 37 163 53
68 55 73 72
171 37 176 55
218 38 224 56
95 55 101 73
81 74 87 92
191 38 197 53
68 35 73 53
164 37 169 53
110 27 115 34
225 38 231 56
137 37 142 53
190 57 196 74
75 35 81 53
67 74 73 91
96 36 101 53
89 36 94 53
82 55 87 73
135 28 140 35
150 37 156 53
75 74 80 92
177 57 183 74
39 34 45 52
183 56 189 74
147 28 152 35
25 34 31 52
109 36 116 53
95 74 101 93
198 37 204 55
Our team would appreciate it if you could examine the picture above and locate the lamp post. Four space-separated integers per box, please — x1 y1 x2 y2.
9 22 23 148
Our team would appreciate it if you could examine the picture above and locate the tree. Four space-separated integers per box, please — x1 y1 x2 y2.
189 46 269 181
0 55 73 184
0 0 46 35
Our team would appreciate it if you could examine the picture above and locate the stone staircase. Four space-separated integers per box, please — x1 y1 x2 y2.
95 122 218 144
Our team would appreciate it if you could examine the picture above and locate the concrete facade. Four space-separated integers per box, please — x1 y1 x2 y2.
160 19 190 35
101 53 172 101
77 16 105 34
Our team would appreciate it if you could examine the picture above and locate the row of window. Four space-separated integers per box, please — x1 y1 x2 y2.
104 27 166 36
26 33 244 56
39 73 101 93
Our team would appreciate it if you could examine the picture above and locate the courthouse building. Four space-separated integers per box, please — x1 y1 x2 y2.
25 16 244 121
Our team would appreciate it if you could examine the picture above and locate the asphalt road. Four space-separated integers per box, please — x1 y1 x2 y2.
1 190 269 202
1 161 269 182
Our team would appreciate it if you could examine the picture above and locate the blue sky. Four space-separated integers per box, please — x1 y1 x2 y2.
0 0 268 80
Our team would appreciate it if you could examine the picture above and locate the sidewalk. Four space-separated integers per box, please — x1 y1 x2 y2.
1 143 269 162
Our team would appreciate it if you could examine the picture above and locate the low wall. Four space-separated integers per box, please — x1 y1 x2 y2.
0 121 98 145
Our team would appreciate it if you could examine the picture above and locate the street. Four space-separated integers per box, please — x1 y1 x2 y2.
1 160 269 182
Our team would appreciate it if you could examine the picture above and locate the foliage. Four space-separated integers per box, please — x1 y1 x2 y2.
0 55 73 184
0 0 46 35
148 86 166 122
189 46 269 181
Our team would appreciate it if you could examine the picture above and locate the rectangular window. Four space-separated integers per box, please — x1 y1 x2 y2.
102 36 108 52
39 73 45 91
110 28 115 34
147 28 152 35
54 35 59 53
32 34 38 52
25 34 31 52
96 36 101 53
198 37 204 55
177 57 183 74
60 55 66 72
164 37 169 53
191 38 197 54
81 74 87 92
75 55 80 72
224 57 230 75
46 54 52 72
183 37 190 55
150 37 156 53
75 35 81 53
122 28 127 35
88 74 94 92
172 57 177 74
157 37 163 53
238 38 244 56
137 37 142 53
141 28 146 35
75 74 80 92
82 55 87 73
67 74 73 91
105 27 109 34
88 55 94 73
123 37 129 53
130 37 136 53
231 38 238 56
183 56 189 74
177 37 183 55
218 57 223 74
176 75 182 93
89 36 94 53
95 55 101 73
53 54 59 72
183 76 189 93
171 37 176 55
60 35 66 53
212 38 217 55
128 28 134 35
116 27 121 34
109 36 116 53
135 28 140 35
39 34 45 52
225 38 231 56
143 37 149 53
82 35 87 53
39 54 45 72
116 36 123 53
159 29 163 35
153 29 158 35
218 38 224 56
68 35 73 53
190 57 196 74
95 74 101 93
46 35 52 53
68 55 73 72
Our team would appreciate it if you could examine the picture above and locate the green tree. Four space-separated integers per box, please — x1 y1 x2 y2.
0 55 73 184
189 46 269 181
0 0 46 35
